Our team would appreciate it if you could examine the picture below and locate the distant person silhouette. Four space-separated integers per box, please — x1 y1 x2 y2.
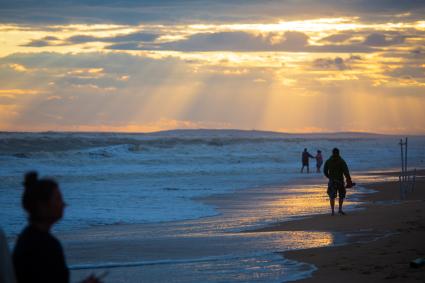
300 148 314 173
323 148 353 216
13 172 102 283
1 228 16 283
315 150 323 173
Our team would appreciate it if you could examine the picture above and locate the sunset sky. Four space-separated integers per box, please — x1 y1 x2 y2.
0 1 424 134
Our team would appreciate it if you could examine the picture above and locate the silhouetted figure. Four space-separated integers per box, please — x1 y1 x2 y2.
315 150 323 173
323 148 353 215
1 228 16 283
300 148 314 173
13 172 101 283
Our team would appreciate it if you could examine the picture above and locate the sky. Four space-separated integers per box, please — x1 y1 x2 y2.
0 0 424 134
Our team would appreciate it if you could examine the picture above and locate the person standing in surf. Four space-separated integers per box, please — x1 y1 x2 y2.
315 150 323 173
323 148 353 216
300 148 314 173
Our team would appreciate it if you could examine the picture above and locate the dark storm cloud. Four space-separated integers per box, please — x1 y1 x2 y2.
1 0 424 25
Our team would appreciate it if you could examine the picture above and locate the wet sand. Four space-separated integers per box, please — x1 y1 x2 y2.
255 171 425 282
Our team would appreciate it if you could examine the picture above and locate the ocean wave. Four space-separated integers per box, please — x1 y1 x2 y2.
0 130 382 156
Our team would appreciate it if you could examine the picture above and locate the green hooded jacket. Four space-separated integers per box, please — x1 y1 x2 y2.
323 155 350 181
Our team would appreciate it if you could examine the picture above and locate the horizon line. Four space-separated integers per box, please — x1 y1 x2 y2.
0 128 422 136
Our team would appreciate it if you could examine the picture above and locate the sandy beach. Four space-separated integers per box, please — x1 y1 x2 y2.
254 170 425 282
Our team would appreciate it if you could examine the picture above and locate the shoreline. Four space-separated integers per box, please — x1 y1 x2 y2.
253 170 425 282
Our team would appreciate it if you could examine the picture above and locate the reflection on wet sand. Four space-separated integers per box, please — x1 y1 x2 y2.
68 172 393 282
66 177 342 282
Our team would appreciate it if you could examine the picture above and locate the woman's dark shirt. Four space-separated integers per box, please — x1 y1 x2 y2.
12 225 69 283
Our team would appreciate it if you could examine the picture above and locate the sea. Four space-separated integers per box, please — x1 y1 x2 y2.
1 130 424 282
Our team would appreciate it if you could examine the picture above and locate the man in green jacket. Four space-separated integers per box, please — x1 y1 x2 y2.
323 148 353 215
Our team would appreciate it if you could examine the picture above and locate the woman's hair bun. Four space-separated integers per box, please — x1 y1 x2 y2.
24 171 38 189
22 171 59 219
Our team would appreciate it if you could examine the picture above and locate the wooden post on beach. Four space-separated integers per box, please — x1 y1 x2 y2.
405 137 408 183
399 175 404 199
399 138 408 199
399 137 416 199
411 168 417 193
399 138 403 171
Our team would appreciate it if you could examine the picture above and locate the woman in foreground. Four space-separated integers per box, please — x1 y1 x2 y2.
13 172 102 283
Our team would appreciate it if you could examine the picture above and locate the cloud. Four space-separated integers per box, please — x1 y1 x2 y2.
387 66 425 79
313 57 349 70
107 31 309 52
0 51 273 129
282 32 310 49
107 42 142 50
106 30 376 53
22 39 54 47
0 89 42 98
67 32 158 44
363 33 405 46
66 35 98 44
310 44 374 53
410 47 424 57
320 30 418 49
349 55 362 61
21 36 61 47
22 32 159 47
164 31 300 52
1 0 424 25
321 33 353 43
21 29 375 53
1 49 424 133
0 51 199 97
